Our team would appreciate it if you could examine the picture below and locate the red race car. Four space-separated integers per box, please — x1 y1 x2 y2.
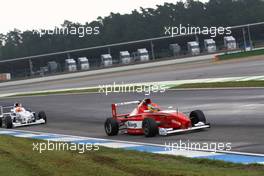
104 99 210 137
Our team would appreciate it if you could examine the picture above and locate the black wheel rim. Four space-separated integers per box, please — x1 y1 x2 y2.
106 123 112 134
144 123 149 135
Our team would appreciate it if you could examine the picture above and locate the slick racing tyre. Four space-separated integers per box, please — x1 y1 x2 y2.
0 118 2 127
38 111 47 123
190 110 206 127
142 118 158 137
105 118 119 136
5 115 13 129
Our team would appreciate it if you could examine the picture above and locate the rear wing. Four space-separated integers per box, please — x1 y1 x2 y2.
0 106 13 117
111 101 140 118
0 106 3 117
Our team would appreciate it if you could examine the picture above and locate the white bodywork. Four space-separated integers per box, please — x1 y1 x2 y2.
125 121 142 129
65 59 77 72
0 106 45 128
224 36 237 50
77 57 90 70
120 51 132 64
136 48 149 62
101 54 113 67
204 39 216 53
12 107 33 124
188 41 200 55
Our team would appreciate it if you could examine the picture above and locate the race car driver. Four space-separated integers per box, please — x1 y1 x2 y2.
14 102 26 113
147 103 160 112
138 99 160 113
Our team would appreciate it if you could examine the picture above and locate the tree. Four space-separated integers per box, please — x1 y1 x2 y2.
0 0 264 60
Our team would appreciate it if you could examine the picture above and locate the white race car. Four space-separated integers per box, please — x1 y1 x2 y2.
0 103 47 128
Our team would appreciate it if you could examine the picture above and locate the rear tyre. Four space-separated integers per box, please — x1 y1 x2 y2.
142 118 158 137
0 118 2 127
190 110 206 127
38 111 47 123
105 118 119 136
5 115 13 129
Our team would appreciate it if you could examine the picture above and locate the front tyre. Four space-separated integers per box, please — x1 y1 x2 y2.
5 115 13 129
190 110 206 127
104 118 119 136
142 118 158 137
38 111 47 123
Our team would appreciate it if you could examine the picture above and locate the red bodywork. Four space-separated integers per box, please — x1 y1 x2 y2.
112 99 192 135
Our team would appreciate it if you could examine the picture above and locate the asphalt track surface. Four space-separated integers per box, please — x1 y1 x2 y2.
0 56 264 94
0 88 263 154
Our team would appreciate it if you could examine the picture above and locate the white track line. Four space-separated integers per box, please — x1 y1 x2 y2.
2 128 264 157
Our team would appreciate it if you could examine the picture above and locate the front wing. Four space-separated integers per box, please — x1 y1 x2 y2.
159 123 210 136
12 119 46 128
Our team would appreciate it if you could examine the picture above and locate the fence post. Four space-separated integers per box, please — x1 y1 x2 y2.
29 58 33 76
242 28 247 50
247 25 253 50
150 40 155 60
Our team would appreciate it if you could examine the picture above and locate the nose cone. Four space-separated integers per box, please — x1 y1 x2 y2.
170 112 192 128
159 110 192 128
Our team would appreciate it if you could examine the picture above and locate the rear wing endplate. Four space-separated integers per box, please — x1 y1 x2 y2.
0 106 14 117
0 106 3 117
111 101 140 118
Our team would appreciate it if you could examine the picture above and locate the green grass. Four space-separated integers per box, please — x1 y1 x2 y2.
0 135 263 176
218 49 264 60
174 80 264 89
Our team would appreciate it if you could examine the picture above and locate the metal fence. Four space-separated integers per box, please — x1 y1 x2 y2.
0 22 264 81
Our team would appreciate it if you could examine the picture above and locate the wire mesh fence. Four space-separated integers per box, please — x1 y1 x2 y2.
0 22 264 81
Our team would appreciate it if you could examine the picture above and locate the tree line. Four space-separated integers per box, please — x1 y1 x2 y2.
0 0 264 60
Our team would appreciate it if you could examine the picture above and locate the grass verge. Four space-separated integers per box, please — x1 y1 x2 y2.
218 49 264 60
0 135 263 176
173 80 264 89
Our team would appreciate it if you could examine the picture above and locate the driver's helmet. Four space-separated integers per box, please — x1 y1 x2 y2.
14 102 22 107
142 99 151 105
147 104 159 112
14 102 23 112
